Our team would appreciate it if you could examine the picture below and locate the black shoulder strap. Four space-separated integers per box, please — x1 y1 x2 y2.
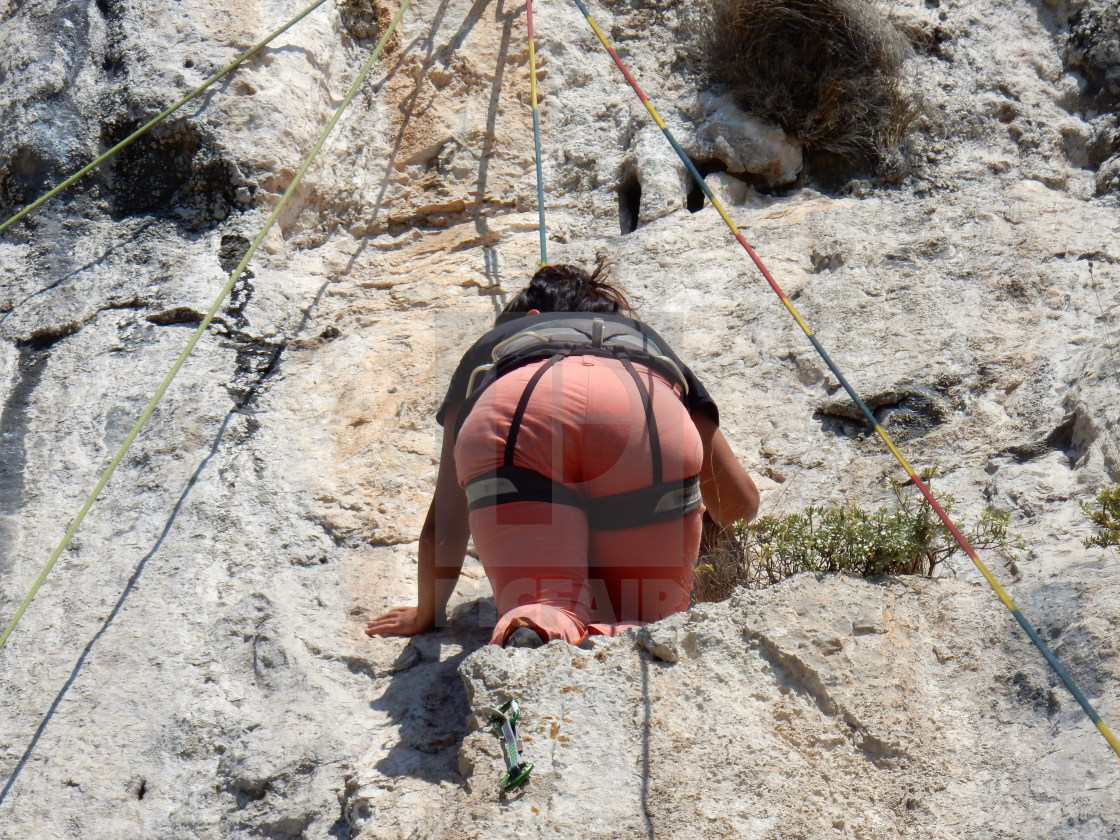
618 355 662 485
503 352 566 468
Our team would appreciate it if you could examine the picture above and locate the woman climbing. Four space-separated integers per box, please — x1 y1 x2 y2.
365 259 759 647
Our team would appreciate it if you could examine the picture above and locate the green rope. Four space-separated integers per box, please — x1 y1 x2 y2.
0 0 332 236
0 0 412 652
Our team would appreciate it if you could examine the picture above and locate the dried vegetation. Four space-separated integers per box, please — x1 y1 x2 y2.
691 0 918 170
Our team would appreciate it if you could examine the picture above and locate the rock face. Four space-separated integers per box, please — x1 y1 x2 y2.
1 0 1119 838
449 575 1120 840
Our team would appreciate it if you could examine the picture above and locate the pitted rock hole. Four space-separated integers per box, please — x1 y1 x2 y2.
1065 0 1120 105
0 147 55 220
1003 413 1088 468
147 306 205 326
1009 671 1059 717
225 339 285 407
686 158 728 213
684 157 768 210
218 234 253 274
618 171 642 234
339 0 382 40
101 46 126 76
100 118 252 230
874 391 949 441
816 383 956 443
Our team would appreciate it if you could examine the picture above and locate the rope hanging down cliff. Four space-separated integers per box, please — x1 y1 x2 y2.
526 0 548 266
566 0 1120 761
0 0 334 236
0 0 413 652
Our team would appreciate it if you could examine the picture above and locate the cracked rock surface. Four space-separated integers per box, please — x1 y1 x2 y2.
446 574 1120 840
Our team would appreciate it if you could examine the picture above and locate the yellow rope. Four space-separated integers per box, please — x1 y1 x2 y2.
0 0 332 236
0 0 412 652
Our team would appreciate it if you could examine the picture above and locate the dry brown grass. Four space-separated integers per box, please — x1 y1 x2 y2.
692 0 917 167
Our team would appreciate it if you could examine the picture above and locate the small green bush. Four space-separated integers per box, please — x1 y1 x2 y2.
1082 485 1120 550
693 474 1020 603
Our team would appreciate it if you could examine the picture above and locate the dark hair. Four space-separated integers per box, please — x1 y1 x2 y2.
501 258 634 318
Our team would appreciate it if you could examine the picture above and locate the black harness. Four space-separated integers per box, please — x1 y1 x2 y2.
459 316 702 530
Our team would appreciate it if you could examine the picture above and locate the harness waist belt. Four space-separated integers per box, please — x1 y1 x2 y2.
464 467 702 531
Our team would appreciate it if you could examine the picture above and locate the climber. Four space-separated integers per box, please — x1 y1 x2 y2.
365 259 759 647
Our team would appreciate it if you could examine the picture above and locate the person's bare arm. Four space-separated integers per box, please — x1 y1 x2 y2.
692 411 759 527
365 404 470 636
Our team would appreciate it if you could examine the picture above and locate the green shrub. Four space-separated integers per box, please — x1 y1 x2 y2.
690 0 918 168
1082 485 1120 550
693 474 1021 603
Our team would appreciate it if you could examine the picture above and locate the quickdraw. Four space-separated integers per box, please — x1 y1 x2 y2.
484 699 534 793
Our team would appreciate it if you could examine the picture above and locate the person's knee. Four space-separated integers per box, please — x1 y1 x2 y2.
491 603 587 646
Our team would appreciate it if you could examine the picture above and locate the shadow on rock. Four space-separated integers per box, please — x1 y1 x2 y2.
0 280 327 807
369 598 494 785
0 408 235 807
